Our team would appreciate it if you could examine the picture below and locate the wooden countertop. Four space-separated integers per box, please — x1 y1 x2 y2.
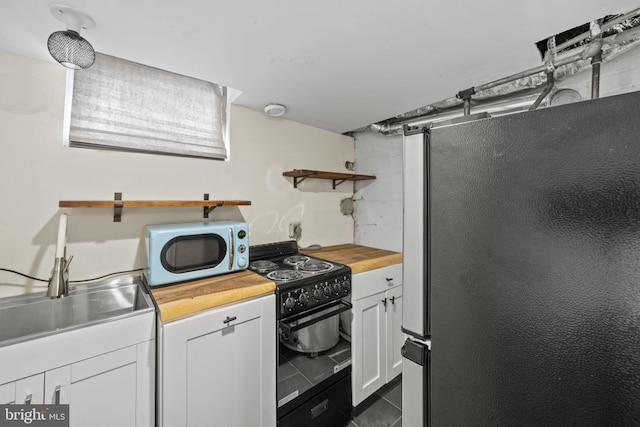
151 270 275 323
151 244 401 322
301 244 402 274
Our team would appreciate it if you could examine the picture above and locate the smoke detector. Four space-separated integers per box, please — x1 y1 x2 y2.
264 103 287 117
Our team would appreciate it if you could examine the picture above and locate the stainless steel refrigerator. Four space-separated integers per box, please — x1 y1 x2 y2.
401 90 640 426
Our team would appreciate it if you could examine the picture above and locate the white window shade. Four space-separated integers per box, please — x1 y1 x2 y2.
68 52 228 160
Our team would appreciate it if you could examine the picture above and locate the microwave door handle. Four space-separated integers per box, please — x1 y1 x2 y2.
228 228 235 270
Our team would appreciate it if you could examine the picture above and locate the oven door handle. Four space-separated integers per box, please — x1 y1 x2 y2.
280 300 352 334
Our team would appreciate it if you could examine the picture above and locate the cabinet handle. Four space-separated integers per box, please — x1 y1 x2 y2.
54 385 61 404
386 277 393 284
390 296 396 306
223 316 237 325
311 399 329 419
381 298 387 310
25 394 32 405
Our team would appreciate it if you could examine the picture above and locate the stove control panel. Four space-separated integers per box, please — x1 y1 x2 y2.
279 274 351 317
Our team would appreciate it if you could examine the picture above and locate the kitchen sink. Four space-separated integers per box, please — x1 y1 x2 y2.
0 275 154 347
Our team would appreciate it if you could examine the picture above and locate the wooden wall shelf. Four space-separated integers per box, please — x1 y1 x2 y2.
59 193 251 222
282 169 376 189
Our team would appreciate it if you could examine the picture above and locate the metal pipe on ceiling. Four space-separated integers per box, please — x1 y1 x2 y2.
590 20 604 100
365 7 640 135
528 71 555 111
368 89 544 133
546 7 640 58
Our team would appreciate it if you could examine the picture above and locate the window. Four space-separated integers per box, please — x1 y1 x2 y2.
65 52 228 160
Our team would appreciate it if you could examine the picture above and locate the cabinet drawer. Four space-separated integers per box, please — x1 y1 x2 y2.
183 296 264 338
352 264 402 301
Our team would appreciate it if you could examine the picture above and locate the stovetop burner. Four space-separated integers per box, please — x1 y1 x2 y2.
298 260 333 272
249 260 278 273
250 242 342 287
283 255 310 266
267 270 305 282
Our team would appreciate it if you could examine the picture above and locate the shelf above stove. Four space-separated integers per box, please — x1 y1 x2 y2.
282 169 376 189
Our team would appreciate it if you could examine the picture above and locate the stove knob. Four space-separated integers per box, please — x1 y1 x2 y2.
313 289 322 300
342 279 351 292
323 286 332 297
333 283 341 294
285 297 296 311
298 294 309 306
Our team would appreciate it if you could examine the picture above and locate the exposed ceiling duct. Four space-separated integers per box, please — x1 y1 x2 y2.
364 8 640 135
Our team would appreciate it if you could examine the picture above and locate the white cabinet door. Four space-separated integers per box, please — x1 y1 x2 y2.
352 264 404 406
352 292 385 406
15 374 43 405
161 295 276 427
45 365 71 404
386 285 404 381
69 346 138 427
187 314 263 427
0 382 15 404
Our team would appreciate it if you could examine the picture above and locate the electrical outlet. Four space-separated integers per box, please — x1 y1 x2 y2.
289 222 302 240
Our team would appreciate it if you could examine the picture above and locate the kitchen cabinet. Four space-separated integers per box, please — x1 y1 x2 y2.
0 298 155 427
352 263 404 406
69 344 151 427
0 342 153 427
159 294 276 427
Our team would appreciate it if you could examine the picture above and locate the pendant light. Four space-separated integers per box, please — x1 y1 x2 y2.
47 5 96 70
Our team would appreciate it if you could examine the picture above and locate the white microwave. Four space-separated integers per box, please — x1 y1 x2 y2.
145 221 249 286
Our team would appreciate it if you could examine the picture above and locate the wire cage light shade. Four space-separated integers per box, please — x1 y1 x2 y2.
48 30 95 70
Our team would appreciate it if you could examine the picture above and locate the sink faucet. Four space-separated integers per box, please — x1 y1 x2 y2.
47 256 69 298
48 213 70 298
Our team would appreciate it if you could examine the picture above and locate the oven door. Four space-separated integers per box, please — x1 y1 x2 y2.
278 299 353 426
279 300 352 354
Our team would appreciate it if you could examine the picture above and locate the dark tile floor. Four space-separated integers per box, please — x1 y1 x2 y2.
349 378 402 427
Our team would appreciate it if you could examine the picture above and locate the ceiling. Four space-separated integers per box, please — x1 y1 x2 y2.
0 1 635 134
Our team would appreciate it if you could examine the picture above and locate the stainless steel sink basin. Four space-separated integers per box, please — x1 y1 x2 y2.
0 275 154 347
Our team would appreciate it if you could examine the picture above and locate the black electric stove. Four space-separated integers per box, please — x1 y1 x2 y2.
250 241 353 427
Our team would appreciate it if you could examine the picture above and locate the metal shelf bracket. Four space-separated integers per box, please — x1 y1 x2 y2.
113 192 123 222
332 179 348 189
203 193 224 218
293 175 310 188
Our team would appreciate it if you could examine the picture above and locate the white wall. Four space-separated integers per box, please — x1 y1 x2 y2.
0 50 354 297
353 132 403 252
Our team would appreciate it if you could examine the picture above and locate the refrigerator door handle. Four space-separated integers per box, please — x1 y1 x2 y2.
401 338 430 366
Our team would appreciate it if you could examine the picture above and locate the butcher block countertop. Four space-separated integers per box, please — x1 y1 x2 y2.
151 270 275 323
151 244 401 322
301 244 402 274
